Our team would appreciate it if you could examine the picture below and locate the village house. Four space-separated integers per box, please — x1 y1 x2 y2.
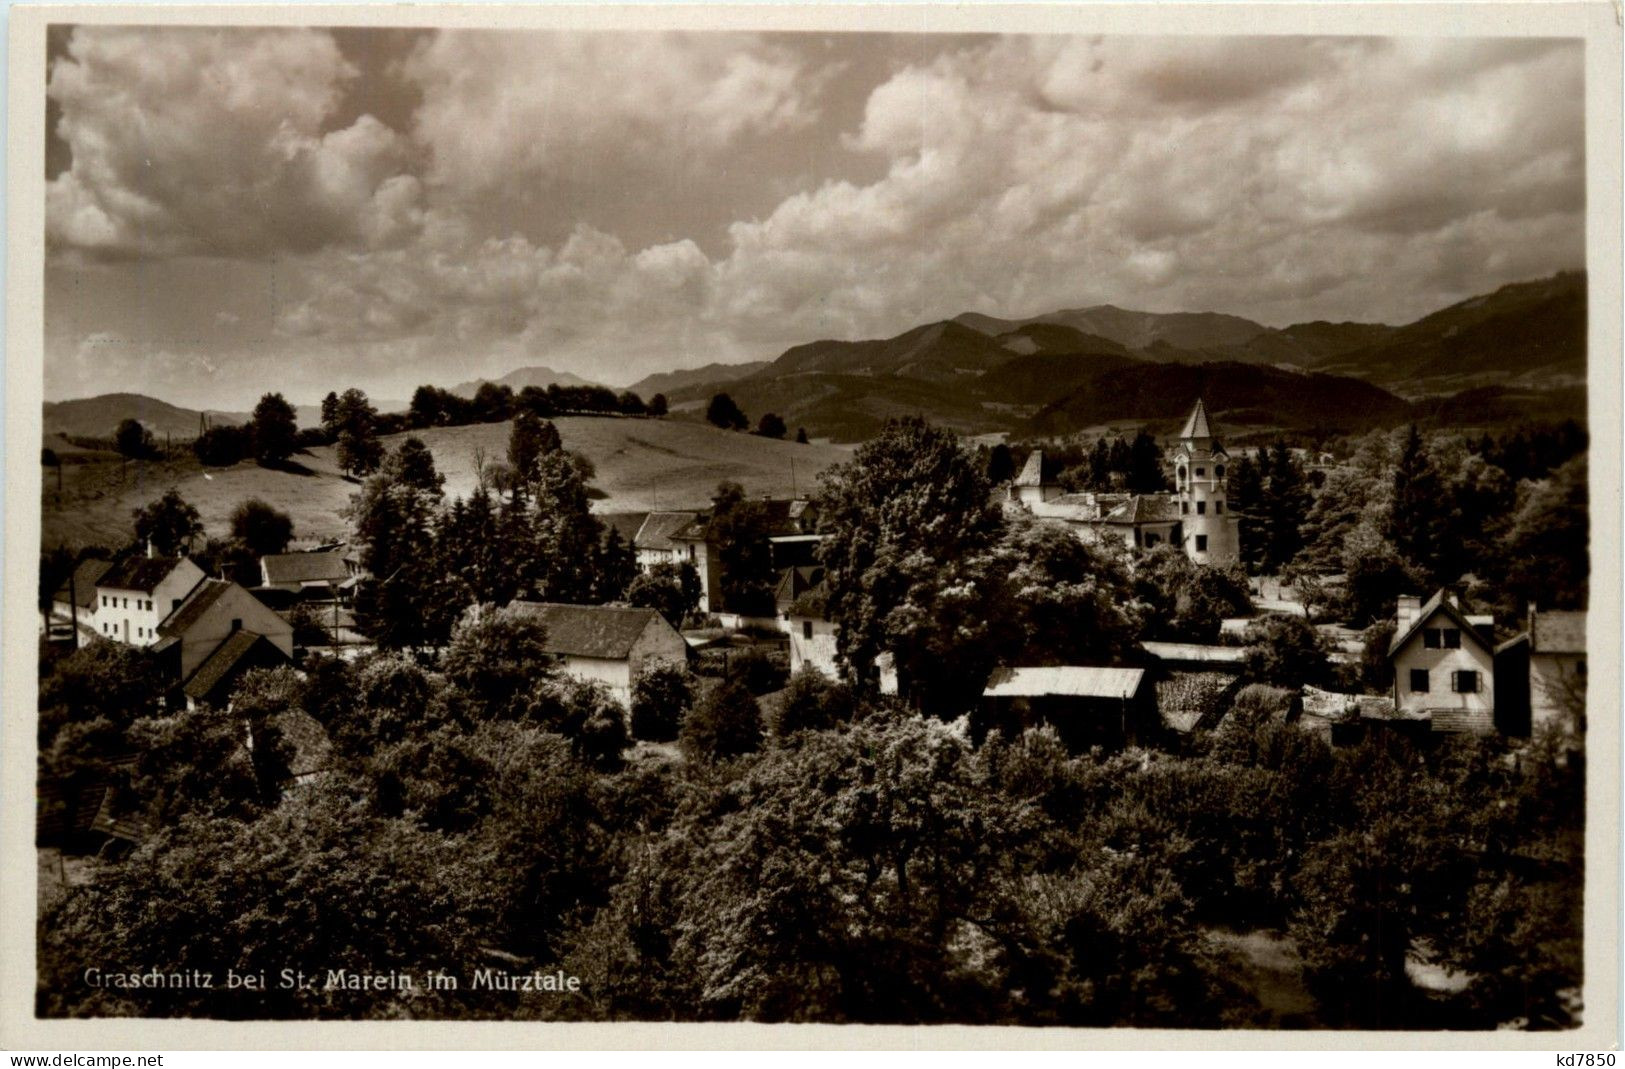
1012 399 1240 565
1387 590 1497 734
1494 607 1586 738
152 578 296 710
508 601 688 707
91 555 207 647
632 511 703 574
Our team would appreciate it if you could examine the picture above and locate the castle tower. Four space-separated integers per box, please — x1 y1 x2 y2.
1171 399 1241 566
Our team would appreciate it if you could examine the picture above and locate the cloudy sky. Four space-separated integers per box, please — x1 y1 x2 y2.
44 27 1584 409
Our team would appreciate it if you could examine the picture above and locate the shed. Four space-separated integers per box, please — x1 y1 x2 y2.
980 666 1153 751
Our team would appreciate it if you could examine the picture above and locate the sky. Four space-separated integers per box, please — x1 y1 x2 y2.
43 27 1585 410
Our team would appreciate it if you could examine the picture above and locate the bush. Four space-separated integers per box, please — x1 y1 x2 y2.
775 667 855 736
728 645 787 696
680 677 763 761
563 681 631 772
1243 614 1332 689
631 663 693 742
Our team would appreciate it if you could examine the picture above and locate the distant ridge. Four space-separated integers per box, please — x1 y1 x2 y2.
452 365 601 398
43 393 248 440
629 360 770 397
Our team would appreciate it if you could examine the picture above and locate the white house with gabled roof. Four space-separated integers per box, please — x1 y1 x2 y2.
1387 589 1497 733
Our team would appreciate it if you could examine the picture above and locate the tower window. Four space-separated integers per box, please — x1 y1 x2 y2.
1215 500 1224 514
1195 535 1208 552
1216 465 1226 478
1181 501 1189 515
1195 467 1205 477
1197 501 1206 515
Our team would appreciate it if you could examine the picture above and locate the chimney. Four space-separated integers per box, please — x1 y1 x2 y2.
145 538 155 559
1396 595 1422 631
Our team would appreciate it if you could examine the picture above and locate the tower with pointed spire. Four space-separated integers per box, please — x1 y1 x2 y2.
1171 398 1241 566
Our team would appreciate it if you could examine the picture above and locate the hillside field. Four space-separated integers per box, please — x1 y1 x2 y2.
40 416 853 552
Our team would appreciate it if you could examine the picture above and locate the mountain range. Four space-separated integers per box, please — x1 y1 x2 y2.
452 365 600 398
44 271 1584 447
658 270 1585 441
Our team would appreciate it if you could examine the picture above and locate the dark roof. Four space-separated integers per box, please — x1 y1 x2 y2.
508 601 670 660
673 499 818 543
158 579 233 638
261 552 350 586
54 559 113 608
774 566 825 609
635 511 702 551
1101 495 1180 525
183 630 287 702
99 555 187 593
598 511 650 547
1388 590 1493 658
1530 609 1585 654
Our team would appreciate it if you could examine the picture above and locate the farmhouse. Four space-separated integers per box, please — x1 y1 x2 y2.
92 555 207 647
507 601 688 707
1387 590 1497 734
152 578 296 709
632 511 703 574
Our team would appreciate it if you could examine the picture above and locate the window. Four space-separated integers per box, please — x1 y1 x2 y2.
1424 628 1441 649
101 595 107 607
231 618 243 632
1195 467 1205 477
1196 501 1207 515
1453 670 1479 694
122 597 128 608
1216 465 1226 478
1215 500 1224 514
1443 628 1461 649
1145 533 1160 547
1195 535 1208 552
802 621 813 640
1410 669 1430 693
1181 501 1189 515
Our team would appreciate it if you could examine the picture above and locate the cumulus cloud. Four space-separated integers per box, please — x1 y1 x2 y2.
47 26 422 258
42 29 1587 407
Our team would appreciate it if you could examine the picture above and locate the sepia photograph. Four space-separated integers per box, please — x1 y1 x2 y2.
5 3 1620 1048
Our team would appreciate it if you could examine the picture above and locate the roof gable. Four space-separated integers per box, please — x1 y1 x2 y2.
183 630 288 702
508 601 671 660
158 579 235 638
1014 450 1045 487
634 511 702 552
1388 590 1492 659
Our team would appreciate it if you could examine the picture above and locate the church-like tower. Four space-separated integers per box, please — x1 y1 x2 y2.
1171 399 1241 566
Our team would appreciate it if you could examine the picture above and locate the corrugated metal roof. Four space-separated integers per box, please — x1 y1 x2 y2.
984 666 1145 699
